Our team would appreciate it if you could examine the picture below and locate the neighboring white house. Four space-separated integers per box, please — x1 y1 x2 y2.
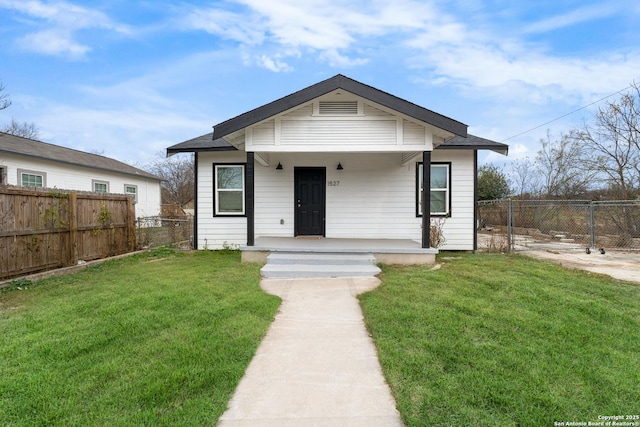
0 132 162 217
167 74 507 254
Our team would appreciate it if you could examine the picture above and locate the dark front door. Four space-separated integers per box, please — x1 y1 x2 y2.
295 167 326 236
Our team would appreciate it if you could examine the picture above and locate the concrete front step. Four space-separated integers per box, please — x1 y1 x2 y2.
266 252 377 265
261 252 381 279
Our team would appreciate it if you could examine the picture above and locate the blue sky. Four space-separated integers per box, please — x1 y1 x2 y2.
0 0 638 167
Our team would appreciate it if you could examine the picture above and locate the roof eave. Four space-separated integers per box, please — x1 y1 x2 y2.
436 144 509 155
166 145 238 156
1 149 163 180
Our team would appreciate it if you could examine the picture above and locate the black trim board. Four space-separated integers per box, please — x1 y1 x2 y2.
193 152 198 249
421 152 431 248
473 150 478 252
246 153 255 246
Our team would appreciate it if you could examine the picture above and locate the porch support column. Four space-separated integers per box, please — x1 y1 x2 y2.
246 152 255 246
422 151 431 248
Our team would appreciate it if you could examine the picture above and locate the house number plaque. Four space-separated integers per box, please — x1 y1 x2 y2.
327 181 340 186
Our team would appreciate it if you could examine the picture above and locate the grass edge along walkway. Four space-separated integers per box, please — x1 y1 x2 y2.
0 249 280 426
360 253 640 427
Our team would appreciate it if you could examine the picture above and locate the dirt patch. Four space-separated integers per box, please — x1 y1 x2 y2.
478 232 639 284
520 249 639 284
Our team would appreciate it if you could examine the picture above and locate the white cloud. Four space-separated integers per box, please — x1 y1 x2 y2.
183 0 439 69
184 8 265 45
0 0 130 58
523 3 621 34
17 29 89 58
258 54 294 72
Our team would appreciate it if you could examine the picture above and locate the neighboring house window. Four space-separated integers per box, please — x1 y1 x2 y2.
417 163 451 216
18 169 46 188
214 164 245 215
93 180 109 193
0 166 6 185
124 184 138 203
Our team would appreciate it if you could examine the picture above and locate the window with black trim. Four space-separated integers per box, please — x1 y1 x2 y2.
124 184 138 203
0 166 6 185
214 164 245 215
92 180 109 193
18 169 46 188
417 162 451 216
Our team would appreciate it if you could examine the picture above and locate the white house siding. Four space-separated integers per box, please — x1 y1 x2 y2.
0 153 161 217
430 150 475 250
196 151 247 249
197 149 476 250
252 150 476 250
246 96 435 153
254 153 416 240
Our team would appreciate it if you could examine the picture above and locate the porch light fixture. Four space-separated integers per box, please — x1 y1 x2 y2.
336 162 343 170
276 162 283 170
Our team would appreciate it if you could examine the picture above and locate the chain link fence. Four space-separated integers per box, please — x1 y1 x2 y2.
136 216 193 250
478 200 640 253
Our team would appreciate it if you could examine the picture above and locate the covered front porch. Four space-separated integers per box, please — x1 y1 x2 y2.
240 236 438 265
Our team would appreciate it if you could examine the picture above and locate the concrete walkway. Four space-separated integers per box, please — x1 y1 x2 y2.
217 277 404 427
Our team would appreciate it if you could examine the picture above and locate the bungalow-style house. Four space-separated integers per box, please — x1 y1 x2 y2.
0 132 162 217
167 75 507 263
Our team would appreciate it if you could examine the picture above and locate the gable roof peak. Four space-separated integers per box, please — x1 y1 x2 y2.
213 74 468 139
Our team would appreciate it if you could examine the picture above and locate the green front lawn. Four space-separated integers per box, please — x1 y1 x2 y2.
360 253 640 427
0 250 280 426
3 250 638 426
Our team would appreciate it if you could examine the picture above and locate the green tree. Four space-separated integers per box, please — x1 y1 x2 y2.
478 164 510 200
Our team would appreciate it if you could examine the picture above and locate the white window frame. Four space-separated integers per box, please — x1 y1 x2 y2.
214 164 245 216
124 184 138 203
18 169 46 188
417 163 451 217
0 166 7 185
92 180 109 193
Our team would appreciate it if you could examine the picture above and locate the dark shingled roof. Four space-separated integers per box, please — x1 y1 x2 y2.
166 75 510 156
166 132 508 154
166 133 236 156
437 134 508 154
0 132 162 180
212 74 468 140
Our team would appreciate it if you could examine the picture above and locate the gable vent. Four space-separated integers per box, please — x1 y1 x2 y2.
319 101 358 115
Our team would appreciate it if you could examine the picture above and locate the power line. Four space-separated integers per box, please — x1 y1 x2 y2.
500 84 634 142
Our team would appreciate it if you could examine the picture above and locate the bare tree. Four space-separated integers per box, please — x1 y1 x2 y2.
2 118 40 139
0 80 10 111
572 83 640 200
146 154 195 207
1 80 40 139
509 157 540 199
535 131 594 198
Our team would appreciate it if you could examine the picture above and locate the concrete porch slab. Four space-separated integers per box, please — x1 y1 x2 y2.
241 237 437 265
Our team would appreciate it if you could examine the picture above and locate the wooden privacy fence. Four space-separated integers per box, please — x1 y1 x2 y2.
0 186 136 280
